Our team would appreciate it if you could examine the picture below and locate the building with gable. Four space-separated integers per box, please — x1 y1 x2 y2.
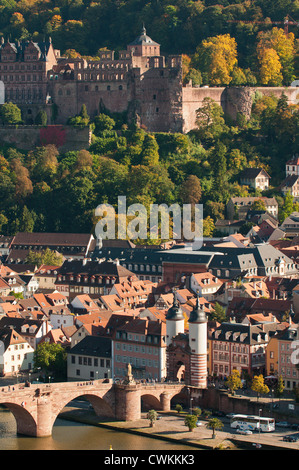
239 168 270 191
0 327 34 376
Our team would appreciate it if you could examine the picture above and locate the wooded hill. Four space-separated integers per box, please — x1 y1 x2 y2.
0 0 298 85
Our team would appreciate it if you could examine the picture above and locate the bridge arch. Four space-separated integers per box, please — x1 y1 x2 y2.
140 393 163 411
1 402 38 436
52 391 115 422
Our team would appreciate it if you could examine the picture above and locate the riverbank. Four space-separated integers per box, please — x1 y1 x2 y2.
59 407 234 450
58 407 294 451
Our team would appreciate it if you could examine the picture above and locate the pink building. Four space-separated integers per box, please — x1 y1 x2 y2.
112 317 166 381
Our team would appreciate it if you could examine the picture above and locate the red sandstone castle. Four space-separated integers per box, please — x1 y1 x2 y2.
0 28 297 132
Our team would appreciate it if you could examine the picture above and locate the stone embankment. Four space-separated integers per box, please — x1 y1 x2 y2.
59 407 298 451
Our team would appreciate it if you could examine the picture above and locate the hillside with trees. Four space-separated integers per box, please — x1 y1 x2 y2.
0 93 298 240
0 0 298 85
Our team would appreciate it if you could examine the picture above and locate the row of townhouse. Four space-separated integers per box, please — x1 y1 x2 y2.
208 316 299 391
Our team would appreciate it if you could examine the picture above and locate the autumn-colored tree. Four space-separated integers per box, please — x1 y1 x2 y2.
257 28 295 85
26 248 64 267
226 369 243 395
64 49 81 59
193 34 238 85
251 198 266 212
257 45 283 86
203 216 215 237
182 54 191 83
75 150 93 170
179 175 202 205
251 375 269 401
51 14 62 30
10 157 33 199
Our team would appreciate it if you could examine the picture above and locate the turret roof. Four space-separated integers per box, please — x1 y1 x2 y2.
129 26 160 47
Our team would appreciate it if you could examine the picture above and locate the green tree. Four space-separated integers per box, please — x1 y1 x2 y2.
35 109 48 126
33 342 67 379
195 98 226 142
141 134 160 166
25 248 64 267
0 102 22 125
147 409 158 427
210 302 226 323
280 191 294 223
184 414 198 432
274 375 285 399
175 404 183 414
93 113 116 135
206 417 224 438
193 407 202 418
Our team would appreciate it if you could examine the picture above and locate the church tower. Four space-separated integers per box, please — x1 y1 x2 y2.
188 294 208 388
166 291 185 347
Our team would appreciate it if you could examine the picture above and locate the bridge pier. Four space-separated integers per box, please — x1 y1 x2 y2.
115 384 141 421
35 398 53 437
160 392 172 412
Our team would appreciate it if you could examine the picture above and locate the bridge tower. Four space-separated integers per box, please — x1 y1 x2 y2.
165 291 185 347
188 294 208 388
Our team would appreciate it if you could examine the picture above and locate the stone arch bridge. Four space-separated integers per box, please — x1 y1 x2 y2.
0 380 188 437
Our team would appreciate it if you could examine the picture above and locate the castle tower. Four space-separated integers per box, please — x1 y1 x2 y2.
127 25 160 57
188 294 208 388
166 291 185 347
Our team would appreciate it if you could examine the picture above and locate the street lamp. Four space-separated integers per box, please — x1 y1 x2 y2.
190 397 193 415
258 408 262 442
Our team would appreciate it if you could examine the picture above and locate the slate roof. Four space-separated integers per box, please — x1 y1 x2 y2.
129 27 160 46
239 168 270 179
0 39 53 62
12 232 93 247
211 321 280 344
69 335 111 358
57 259 135 279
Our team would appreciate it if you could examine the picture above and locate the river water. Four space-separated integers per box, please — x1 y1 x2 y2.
0 409 198 451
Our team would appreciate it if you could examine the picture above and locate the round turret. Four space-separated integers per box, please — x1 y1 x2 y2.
189 294 207 324
166 291 185 347
166 292 184 321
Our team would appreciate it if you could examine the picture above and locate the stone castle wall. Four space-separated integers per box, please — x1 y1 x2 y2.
182 85 299 132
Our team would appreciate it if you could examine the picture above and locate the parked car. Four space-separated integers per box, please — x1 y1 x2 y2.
291 424 299 431
277 421 290 428
283 435 299 442
226 413 235 419
196 421 204 427
236 429 253 435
